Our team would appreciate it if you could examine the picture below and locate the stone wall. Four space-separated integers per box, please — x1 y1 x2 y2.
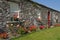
0 0 10 27
0 0 60 27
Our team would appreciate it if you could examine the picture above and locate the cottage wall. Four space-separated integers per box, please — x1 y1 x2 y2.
0 0 10 27
0 0 60 27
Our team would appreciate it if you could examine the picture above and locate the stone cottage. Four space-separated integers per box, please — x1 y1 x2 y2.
0 0 60 28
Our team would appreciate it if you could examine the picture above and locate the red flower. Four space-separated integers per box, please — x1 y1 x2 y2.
29 25 36 31
39 25 45 29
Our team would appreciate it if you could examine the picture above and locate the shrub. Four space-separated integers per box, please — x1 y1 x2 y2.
29 25 36 31
39 25 45 29
54 24 60 27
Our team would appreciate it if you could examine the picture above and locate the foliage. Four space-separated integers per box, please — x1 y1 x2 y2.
29 25 36 31
11 27 60 40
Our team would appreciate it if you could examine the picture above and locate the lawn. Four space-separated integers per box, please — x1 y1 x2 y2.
11 27 60 40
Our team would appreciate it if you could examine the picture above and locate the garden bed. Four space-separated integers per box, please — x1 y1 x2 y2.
11 27 60 40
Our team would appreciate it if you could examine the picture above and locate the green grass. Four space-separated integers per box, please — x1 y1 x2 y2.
11 27 60 40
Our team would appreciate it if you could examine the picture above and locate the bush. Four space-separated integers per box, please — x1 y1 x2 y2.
17 26 29 35
54 24 60 27
29 25 36 31
17 26 25 35
39 25 45 29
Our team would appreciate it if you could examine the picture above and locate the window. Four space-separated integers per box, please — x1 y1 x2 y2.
9 2 20 18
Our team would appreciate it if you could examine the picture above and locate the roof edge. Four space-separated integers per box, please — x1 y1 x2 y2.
29 0 60 13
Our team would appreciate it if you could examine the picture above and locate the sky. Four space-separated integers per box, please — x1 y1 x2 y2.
32 0 60 11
